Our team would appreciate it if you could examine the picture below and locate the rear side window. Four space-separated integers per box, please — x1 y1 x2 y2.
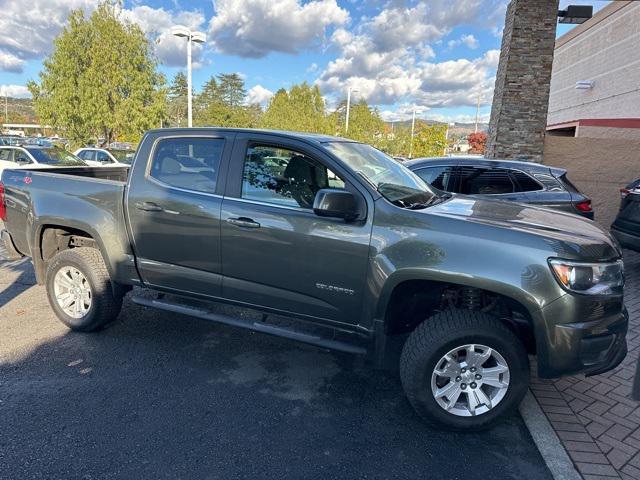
510 170 544 192
149 137 224 194
414 166 455 191
458 166 515 195
0 149 12 162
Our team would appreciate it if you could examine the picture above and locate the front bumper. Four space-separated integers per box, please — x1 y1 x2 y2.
534 293 628 378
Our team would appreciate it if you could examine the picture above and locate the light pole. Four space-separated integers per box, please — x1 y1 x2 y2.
171 25 206 128
409 108 416 159
345 87 358 133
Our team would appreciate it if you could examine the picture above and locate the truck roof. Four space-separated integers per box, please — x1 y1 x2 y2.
145 127 355 145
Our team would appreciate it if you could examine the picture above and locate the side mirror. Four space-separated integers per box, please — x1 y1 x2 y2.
313 188 359 221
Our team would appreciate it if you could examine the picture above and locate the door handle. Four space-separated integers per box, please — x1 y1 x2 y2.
135 201 164 212
227 217 261 229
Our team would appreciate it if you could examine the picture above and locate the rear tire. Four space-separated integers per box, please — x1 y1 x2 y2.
400 308 529 431
45 247 123 332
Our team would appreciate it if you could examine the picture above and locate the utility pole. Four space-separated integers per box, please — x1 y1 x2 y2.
345 87 358 133
474 94 481 133
409 108 416 159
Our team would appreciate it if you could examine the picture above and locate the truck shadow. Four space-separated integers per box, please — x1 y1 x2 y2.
0 287 553 480
0 256 36 307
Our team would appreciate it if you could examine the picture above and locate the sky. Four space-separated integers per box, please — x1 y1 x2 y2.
0 0 610 124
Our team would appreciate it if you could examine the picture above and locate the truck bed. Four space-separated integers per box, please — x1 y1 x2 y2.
1 166 135 285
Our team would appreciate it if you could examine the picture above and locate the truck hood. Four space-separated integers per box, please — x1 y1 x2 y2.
428 195 620 261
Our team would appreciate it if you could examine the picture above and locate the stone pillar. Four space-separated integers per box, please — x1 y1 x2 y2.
485 0 560 162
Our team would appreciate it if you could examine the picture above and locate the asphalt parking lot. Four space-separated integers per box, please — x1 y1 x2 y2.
0 253 552 480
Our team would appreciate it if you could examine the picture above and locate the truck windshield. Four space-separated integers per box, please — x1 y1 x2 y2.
324 141 441 209
27 148 86 166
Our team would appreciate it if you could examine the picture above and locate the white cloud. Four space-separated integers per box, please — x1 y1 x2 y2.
0 51 25 73
121 6 207 67
0 0 95 73
448 34 479 50
316 2 498 107
0 1 207 72
245 85 274 106
306 63 319 73
0 84 31 98
209 0 349 58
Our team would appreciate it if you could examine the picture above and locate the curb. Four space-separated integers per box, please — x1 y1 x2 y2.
519 390 583 480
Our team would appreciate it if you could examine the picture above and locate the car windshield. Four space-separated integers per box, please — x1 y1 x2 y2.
27 148 86 166
324 141 442 208
109 150 135 164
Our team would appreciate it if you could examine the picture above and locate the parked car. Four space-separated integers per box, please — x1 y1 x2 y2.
406 156 594 219
0 136 23 146
0 145 86 175
74 147 134 166
611 178 640 252
0 128 627 430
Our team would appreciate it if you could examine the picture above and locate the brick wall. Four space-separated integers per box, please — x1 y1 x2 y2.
543 136 640 227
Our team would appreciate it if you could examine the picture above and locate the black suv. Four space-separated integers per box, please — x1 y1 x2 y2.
611 178 640 251
406 156 594 219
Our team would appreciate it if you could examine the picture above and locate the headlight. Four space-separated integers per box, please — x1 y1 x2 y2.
549 259 624 295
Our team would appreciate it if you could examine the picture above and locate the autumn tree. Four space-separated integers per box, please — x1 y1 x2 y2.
467 132 487 154
28 2 166 145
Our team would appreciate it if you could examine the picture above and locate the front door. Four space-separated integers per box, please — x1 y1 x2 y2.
220 135 373 325
126 134 234 297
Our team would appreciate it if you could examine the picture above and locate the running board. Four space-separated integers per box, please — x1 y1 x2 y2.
131 295 368 355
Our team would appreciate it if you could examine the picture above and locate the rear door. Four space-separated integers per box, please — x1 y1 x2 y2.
219 133 373 324
126 133 235 298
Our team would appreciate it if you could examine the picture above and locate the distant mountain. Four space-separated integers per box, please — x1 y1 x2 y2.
384 119 489 138
1 96 36 124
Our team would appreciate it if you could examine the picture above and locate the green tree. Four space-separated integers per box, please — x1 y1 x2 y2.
334 99 385 145
167 72 188 127
261 82 331 134
195 73 259 128
217 73 246 108
28 2 166 145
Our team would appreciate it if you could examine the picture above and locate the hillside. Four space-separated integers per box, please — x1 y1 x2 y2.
1 96 36 124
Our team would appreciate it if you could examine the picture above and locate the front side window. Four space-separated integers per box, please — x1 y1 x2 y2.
458 166 515 195
242 145 345 209
149 137 224 194
414 166 455 192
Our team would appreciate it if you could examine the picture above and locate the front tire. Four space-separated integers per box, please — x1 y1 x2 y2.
45 247 123 332
400 308 530 431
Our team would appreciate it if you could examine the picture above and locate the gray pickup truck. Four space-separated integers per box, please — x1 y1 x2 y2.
0 128 628 430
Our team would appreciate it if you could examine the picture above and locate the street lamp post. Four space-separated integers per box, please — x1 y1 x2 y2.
171 26 206 128
345 87 358 133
